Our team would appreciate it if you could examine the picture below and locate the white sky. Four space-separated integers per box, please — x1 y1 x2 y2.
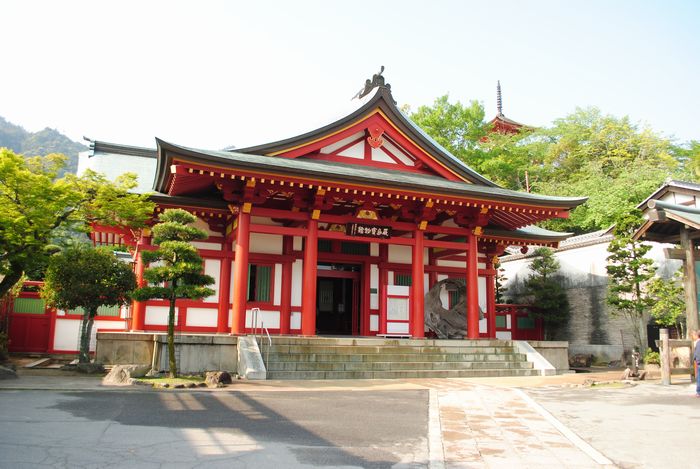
1 0 698 150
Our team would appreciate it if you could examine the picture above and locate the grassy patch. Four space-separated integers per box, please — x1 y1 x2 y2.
589 381 629 389
136 375 205 386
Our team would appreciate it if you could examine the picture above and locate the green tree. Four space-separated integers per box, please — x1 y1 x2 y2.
647 269 686 338
42 245 137 363
131 209 214 378
0 149 153 299
523 247 570 340
606 212 656 352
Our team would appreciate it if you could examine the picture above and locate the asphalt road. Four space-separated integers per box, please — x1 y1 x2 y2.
0 389 429 468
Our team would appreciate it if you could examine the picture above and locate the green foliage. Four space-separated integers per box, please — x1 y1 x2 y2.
606 211 656 351
0 148 154 299
643 349 660 365
132 209 215 377
523 247 570 339
0 116 85 174
409 98 693 234
42 245 136 363
647 269 686 338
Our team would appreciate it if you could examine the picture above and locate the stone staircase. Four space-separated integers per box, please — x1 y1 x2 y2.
262 337 539 380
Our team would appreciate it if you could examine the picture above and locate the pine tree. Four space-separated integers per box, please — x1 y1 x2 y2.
523 247 570 340
606 211 656 352
131 209 214 377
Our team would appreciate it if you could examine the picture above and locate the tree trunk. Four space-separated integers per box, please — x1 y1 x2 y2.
0 262 23 302
79 309 96 364
167 293 177 378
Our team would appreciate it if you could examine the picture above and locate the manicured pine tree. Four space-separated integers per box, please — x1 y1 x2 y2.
131 209 214 378
43 245 137 364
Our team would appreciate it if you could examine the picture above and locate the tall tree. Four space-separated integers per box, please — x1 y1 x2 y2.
606 212 656 352
523 247 570 340
131 209 214 377
647 269 686 339
43 246 136 363
0 149 153 299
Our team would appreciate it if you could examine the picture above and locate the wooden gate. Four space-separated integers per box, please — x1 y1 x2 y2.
6 282 51 353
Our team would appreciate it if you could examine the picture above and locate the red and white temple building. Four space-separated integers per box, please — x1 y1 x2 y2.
10 77 585 354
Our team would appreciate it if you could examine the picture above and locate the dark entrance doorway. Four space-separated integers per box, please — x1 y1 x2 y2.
316 264 360 335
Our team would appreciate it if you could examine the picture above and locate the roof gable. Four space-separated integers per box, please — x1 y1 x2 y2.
235 87 497 186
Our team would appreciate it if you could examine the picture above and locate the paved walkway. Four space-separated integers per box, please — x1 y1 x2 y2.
0 369 633 468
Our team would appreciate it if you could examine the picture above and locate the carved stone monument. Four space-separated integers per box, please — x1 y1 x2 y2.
424 278 483 339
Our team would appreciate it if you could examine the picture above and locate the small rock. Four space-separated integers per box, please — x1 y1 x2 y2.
582 378 596 387
205 371 233 388
0 365 18 380
145 369 163 378
197 382 207 388
162 383 170 388
569 354 593 368
187 382 197 388
174 384 185 389
103 364 151 385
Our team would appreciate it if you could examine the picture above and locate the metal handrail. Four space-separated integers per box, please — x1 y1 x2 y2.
262 322 271 370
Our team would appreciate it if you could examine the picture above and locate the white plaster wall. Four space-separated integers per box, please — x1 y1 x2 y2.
337 142 364 159
145 306 178 326
250 233 282 255
290 311 302 329
245 309 280 329
321 131 363 153
293 236 302 251
370 315 379 331
186 308 218 327
291 260 303 307
370 243 379 256
251 216 282 226
204 259 221 302
436 260 465 268
53 318 127 352
192 241 222 251
371 147 395 163
273 263 282 305
191 217 218 238
382 140 414 166
370 264 379 309
77 151 156 194
388 245 413 264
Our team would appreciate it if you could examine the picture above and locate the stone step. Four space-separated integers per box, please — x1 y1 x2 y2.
264 352 527 363
265 360 534 372
266 368 541 380
266 345 518 355
267 337 511 347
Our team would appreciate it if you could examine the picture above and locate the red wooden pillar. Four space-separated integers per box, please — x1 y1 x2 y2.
280 236 293 334
411 229 425 338
301 219 318 336
217 238 232 333
131 233 150 331
485 258 496 339
231 211 250 335
378 244 388 335
466 231 480 339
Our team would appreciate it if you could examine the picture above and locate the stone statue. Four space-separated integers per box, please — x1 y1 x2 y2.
424 278 483 339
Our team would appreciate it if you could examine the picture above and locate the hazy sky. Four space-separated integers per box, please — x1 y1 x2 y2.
2 0 698 150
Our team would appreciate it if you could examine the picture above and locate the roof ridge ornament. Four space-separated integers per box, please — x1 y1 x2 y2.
353 66 393 101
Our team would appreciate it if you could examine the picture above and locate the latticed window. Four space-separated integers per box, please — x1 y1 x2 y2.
340 242 369 255
247 264 272 303
395 273 412 286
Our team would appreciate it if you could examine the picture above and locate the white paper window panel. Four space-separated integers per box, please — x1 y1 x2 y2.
250 233 282 254
273 263 282 305
204 259 221 302
387 322 409 334
186 308 218 328
229 260 235 302
291 260 303 307
290 311 301 329
370 265 378 289
293 236 302 251
387 285 410 296
387 297 409 321
388 271 394 284
192 241 222 251
369 315 379 331
245 309 280 329
145 306 178 326
370 243 379 256
496 331 512 340
478 276 487 310
370 293 378 310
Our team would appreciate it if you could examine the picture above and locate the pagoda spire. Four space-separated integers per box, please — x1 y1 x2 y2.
496 80 503 116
